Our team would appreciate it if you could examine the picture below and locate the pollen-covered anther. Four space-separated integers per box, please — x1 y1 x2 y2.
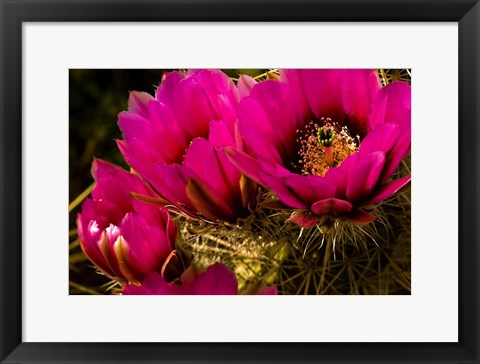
297 120 359 177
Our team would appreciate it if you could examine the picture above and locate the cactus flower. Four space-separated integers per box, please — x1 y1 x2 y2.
117 70 257 224
77 159 177 285
225 69 411 228
123 262 277 295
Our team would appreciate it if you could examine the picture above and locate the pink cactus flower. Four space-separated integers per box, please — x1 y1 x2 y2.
77 159 177 285
116 70 257 224
123 262 277 295
225 69 411 228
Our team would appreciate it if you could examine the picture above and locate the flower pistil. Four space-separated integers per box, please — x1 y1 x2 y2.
297 117 359 176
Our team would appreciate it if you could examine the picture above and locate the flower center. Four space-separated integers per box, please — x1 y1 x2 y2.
297 117 359 176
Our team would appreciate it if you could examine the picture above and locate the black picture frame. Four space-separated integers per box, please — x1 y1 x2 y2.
1 0 479 363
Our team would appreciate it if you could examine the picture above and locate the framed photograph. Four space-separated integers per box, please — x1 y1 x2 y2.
1 0 479 363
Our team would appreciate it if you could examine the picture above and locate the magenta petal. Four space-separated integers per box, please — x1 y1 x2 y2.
325 169 349 198
262 161 295 178
184 138 241 208
238 97 285 165
123 272 185 295
102 228 131 282
192 70 239 126
117 111 152 145
285 211 320 228
90 159 152 213
217 94 237 131
259 172 307 209
208 120 236 148
248 80 297 156
347 211 377 225
341 69 381 134
284 175 335 206
161 208 178 248
369 81 411 130
120 96 190 165
380 127 411 183
122 272 160 295
152 164 194 210
207 147 243 204
233 121 247 151
194 70 238 103
191 263 238 295
183 138 211 180
112 235 145 283
346 151 386 202
223 147 263 184
127 91 154 118
256 285 278 295
144 101 189 163
360 123 400 155
173 75 215 139
130 194 167 221
77 217 114 277
124 263 240 295
311 198 353 216
186 177 235 221
279 69 312 126
116 140 156 184
155 71 186 105
117 113 167 168
88 159 155 221
92 158 132 183
143 223 175 264
364 175 411 205
237 74 257 99
118 213 160 274
324 153 361 197
298 69 344 121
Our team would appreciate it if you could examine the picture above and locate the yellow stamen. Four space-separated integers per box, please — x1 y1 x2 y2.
297 118 358 176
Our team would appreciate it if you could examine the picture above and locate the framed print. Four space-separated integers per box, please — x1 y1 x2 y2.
1 0 479 363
